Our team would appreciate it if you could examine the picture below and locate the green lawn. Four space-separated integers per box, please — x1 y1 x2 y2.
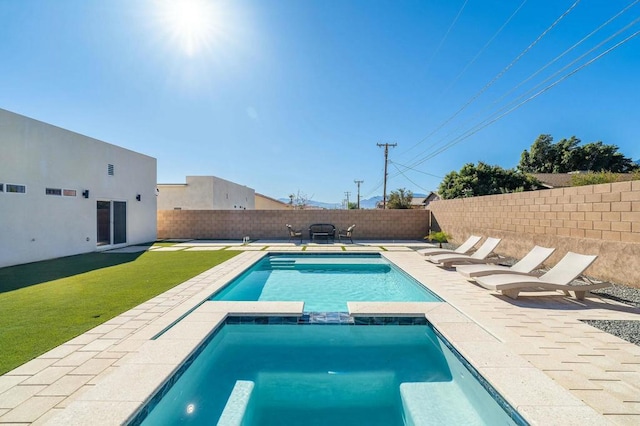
0 249 239 375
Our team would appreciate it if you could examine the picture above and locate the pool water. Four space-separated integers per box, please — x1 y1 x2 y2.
210 254 440 311
137 323 522 425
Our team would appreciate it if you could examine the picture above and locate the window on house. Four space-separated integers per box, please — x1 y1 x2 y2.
108 164 114 176
46 188 62 196
63 189 77 196
0 183 4 192
6 184 26 193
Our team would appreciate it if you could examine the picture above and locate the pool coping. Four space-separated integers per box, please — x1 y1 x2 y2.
1 245 638 425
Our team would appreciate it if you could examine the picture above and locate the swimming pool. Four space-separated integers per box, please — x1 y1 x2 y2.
132 320 524 425
210 253 441 311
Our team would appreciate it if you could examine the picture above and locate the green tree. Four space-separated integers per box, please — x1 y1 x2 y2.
439 162 539 199
347 202 358 209
570 170 640 186
519 134 638 173
387 188 413 209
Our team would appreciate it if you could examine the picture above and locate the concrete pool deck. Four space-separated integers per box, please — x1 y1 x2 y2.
0 240 638 425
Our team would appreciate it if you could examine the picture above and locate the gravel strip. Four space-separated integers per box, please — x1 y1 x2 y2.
591 283 640 308
587 285 640 347
580 320 640 346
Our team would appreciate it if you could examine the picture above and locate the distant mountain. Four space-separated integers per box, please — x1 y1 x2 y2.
277 198 341 209
358 196 382 209
278 193 427 209
305 200 343 209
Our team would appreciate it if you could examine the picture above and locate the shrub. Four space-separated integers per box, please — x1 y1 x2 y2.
425 231 451 248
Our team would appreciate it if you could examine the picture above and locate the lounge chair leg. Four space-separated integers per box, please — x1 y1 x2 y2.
573 290 586 300
502 289 520 299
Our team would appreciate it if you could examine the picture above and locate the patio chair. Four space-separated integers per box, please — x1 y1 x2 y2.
456 246 556 279
426 237 501 267
474 252 607 300
416 235 482 256
286 224 303 243
338 224 356 243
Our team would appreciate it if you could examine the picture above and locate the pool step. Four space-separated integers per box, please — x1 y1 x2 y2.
400 382 484 426
268 259 296 270
218 380 254 426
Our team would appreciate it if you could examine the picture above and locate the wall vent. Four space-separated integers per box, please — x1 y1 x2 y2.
108 164 114 176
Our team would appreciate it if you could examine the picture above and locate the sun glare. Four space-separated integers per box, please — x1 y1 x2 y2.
157 0 218 56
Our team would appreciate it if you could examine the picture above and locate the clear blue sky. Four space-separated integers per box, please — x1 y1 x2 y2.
2 0 639 203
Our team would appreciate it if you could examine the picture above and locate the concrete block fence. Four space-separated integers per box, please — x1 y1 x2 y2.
428 180 640 288
157 209 431 241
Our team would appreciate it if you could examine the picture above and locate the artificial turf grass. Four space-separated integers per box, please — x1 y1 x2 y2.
0 250 239 375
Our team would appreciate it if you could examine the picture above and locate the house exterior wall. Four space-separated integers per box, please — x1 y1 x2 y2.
255 194 292 210
428 180 640 288
157 209 429 240
0 109 157 268
157 176 255 210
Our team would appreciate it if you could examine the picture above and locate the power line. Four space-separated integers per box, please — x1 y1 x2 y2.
372 2 637 197
389 160 443 178
390 162 433 193
400 16 640 174
478 0 640 124
396 1 640 175
422 0 529 131
405 0 582 157
407 29 640 167
423 0 469 74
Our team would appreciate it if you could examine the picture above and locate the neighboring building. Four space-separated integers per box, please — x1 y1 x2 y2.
0 108 157 268
157 176 256 210
530 173 573 188
255 193 293 210
410 196 427 209
423 192 441 208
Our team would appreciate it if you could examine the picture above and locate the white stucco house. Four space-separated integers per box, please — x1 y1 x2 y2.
157 176 256 210
0 108 157 268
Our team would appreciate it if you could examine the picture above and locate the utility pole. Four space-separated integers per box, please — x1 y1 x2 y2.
354 180 363 209
377 142 397 209
344 191 351 209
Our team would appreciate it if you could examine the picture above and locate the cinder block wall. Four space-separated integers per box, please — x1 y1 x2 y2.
157 209 430 241
429 180 640 288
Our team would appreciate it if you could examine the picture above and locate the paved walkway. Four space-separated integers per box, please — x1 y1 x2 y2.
0 240 638 425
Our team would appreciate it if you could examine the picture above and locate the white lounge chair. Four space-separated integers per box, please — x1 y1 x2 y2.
456 246 556 278
416 235 481 256
474 252 607 300
427 237 501 267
